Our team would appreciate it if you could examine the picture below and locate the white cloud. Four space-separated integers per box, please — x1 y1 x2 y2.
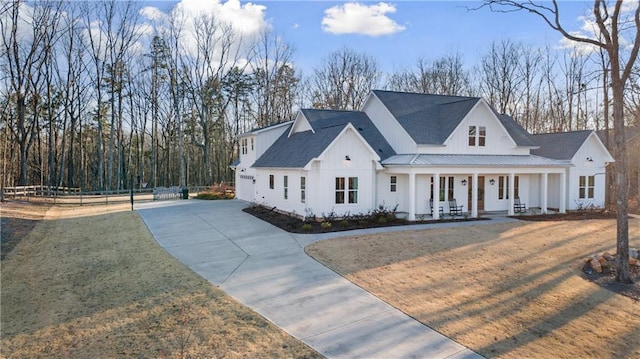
140 6 167 22
558 3 638 57
173 0 268 38
321 2 405 36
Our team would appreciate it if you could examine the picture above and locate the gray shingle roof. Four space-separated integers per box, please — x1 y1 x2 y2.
372 90 536 147
531 130 592 160
382 154 568 167
496 114 537 147
252 109 395 168
372 90 478 145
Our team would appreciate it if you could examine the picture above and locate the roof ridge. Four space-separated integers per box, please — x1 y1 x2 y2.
373 89 478 100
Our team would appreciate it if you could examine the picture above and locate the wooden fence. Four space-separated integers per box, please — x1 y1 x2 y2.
1 185 209 205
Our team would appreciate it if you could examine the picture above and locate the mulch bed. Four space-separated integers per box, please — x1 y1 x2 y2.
242 205 489 234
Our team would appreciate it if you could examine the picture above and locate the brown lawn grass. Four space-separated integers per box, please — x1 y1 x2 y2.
306 218 640 359
1 201 321 358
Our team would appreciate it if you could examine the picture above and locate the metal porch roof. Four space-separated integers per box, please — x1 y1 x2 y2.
381 154 569 167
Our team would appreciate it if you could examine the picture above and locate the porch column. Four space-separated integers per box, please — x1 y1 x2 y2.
471 173 478 218
433 174 441 220
559 171 567 213
508 173 515 215
541 172 548 214
408 172 416 221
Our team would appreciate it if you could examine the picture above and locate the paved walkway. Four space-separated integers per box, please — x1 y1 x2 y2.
137 200 506 359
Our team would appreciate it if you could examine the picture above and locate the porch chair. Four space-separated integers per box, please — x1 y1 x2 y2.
429 198 444 217
448 198 464 216
514 197 527 213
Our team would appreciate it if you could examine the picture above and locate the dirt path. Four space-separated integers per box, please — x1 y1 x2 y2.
1 201 321 358
307 218 640 359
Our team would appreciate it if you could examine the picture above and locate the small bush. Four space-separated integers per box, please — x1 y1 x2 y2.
195 183 235 200
320 221 332 229
339 220 350 228
302 223 313 232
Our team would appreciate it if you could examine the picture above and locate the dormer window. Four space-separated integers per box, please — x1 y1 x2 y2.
468 126 486 147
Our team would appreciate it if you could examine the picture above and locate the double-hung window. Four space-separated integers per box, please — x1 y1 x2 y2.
241 138 248 154
300 177 306 203
390 176 397 192
335 177 358 204
283 175 288 199
579 176 595 199
269 174 274 189
468 126 486 147
498 175 519 199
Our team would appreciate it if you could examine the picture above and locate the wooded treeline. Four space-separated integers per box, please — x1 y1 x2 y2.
1 0 638 191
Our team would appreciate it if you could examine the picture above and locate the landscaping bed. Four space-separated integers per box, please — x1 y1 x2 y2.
243 204 489 233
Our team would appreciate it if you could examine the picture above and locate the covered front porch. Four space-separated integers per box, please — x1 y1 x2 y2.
380 155 570 221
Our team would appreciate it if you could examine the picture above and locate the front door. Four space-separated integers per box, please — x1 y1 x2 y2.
468 176 485 212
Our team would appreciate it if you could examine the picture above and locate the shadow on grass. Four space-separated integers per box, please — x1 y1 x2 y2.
308 218 640 358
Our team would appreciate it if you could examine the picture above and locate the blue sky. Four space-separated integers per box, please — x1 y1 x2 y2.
144 0 596 74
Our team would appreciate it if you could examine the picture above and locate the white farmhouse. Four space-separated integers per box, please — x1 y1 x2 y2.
232 90 614 220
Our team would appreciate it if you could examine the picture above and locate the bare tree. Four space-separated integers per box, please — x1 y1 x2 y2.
250 31 300 128
180 13 245 185
386 53 472 96
480 0 640 283
1 0 55 185
310 48 380 110
478 39 524 115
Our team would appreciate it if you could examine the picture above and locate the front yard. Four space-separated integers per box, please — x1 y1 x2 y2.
306 217 640 358
0 201 320 358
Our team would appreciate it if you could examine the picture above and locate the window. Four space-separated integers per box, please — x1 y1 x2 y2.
390 176 397 192
300 177 306 203
498 175 519 200
335 177 358 204
348 177 358 203
468 126 476 146
283 176 288 199
250 137 254 151
269 174 274 189
579 175 595 199
335 177 345 204
241 138 248 154
431 176 454 201
468 125 486 147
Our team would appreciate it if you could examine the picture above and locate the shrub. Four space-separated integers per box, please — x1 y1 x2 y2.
320 221 332 229
196 183 235 200
302 223 313 232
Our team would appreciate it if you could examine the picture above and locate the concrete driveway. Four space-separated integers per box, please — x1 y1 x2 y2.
137 199 484 359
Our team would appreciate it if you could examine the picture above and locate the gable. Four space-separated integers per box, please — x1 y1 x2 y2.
531 131 592 160
288 112 313 136
531 130 614 164
252 109 395 168
372 90 479 145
